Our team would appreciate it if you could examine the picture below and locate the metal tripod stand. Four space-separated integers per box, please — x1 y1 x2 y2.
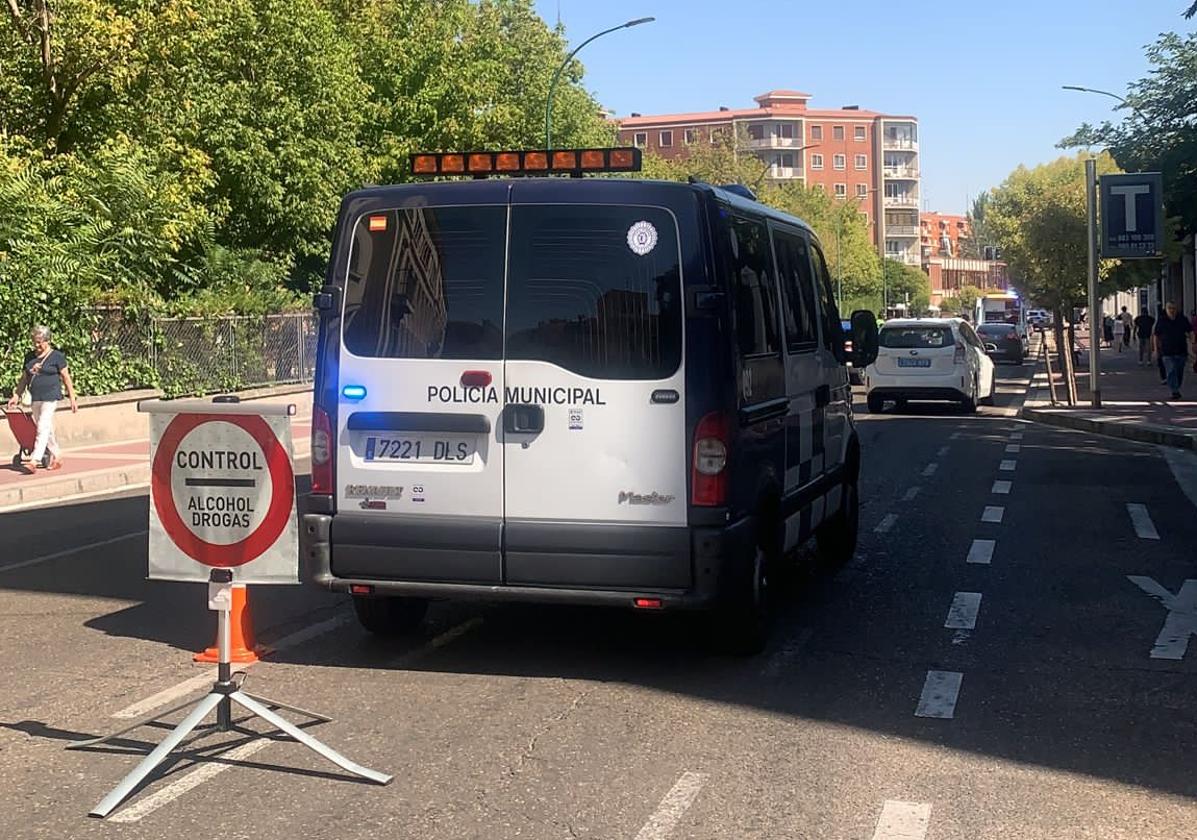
68 570 392 818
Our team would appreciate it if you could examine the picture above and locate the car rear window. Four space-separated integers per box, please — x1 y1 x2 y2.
505 204 682 380
879 326 955 348
977 324 1015 336
341 206 506 360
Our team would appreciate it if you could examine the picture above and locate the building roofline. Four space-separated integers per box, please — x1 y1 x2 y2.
616 107 891 128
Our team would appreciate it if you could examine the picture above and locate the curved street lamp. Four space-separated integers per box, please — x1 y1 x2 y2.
545 17 655 150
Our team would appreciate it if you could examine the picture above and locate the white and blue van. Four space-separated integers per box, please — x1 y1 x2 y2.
300 148 879 653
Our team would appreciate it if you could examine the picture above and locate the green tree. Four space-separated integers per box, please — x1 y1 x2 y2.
958 193 995 260
883 258 931 314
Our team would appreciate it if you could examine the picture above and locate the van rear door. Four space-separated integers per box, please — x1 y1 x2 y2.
332 200 508 583
501 192 689 589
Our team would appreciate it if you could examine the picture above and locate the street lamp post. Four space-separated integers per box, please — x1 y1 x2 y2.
545 17 655 150
1062 83 1139 408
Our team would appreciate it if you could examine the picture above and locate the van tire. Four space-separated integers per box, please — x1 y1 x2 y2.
817 474 859 567
351 595 429 636
867 393 884 413
712 522 777 657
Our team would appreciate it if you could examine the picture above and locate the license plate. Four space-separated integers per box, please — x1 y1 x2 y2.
365 435 475 464
897 358 932 368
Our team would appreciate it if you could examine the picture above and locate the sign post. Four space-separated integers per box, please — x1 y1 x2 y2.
68 399 392 819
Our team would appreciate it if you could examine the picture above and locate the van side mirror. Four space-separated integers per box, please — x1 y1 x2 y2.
849 310 879 368
313 287 337 312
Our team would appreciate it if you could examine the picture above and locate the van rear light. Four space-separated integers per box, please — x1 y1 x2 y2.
461 370 493 388
633 597 663 610
692 411 730 507
311 404 334 496
953 342 966 364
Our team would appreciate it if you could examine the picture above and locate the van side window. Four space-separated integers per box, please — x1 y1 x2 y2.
810 244 845 357
771 228 818 352
729 216 780 357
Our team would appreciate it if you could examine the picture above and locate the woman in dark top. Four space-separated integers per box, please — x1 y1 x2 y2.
6 325 78 471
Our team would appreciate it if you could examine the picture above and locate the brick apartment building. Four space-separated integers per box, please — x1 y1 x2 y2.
920 211 1009 307
614 90 922 266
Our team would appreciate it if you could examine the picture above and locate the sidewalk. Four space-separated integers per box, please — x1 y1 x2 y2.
0 417 311 512
1023 335 1197 448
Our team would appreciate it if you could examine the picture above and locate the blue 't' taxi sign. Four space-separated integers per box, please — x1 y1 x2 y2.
1100 172 1164 259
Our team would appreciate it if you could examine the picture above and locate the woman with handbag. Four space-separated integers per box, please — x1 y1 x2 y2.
6 326 78 472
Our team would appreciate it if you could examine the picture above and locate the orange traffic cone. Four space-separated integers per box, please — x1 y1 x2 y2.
194 583 260 663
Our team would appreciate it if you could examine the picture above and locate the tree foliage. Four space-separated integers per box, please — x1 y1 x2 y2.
883 258 932 315
986 153 1150 316
0 0 609 394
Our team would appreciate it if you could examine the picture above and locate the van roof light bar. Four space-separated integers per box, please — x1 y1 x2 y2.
409 147 642 178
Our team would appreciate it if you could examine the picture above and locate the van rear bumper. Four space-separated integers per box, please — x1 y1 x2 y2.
301 512 754 610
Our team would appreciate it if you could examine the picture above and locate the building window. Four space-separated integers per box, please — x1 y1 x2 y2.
774 152 795 174
834 183 847 198
684 128 698 145
659 130 673 147
855 154 868 170
810 125 823 141
855 125 867 141
886 240 902 255
633 132 647 148
857 183 869 197
710 127 725 144
779 123 795 139
833 126 845 141
747 123 765 141
810 153 824 170
833 154 846 170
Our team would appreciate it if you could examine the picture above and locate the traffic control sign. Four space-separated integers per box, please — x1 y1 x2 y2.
142 400 299 584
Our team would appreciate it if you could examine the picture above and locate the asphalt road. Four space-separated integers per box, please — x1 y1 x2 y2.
2 362 1196 839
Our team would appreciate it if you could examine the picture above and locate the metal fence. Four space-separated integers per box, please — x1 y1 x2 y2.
90 311 316 397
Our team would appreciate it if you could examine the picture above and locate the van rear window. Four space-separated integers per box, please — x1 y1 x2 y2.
505 205 682 380
342 206 506 360
879 326 955 348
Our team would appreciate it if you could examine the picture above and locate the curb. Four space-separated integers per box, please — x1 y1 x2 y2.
0 463 151 510
1021 404 1197 450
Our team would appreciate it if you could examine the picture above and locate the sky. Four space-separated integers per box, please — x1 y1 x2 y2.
534 0 1194 215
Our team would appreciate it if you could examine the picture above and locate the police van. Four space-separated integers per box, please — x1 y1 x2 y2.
301 147 879 653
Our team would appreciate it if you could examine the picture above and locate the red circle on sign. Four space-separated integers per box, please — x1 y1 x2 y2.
152 413 295 568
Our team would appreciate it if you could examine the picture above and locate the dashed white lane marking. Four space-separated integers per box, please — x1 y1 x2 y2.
915 670 963 719
1127 503 1160 540
999 459 1017 471
108 737 272 822
991 480 1012 495
0 530 147 574
921 463 939 477
875 514 899 534
949 432 962 440
981 505 1005 523
937 445 950 457
871 800 932 840
967 539 995 565
1005 444 1021 453
633 771 709 840
111 615 353 719
1010 432 1024 441
945 592 982 630
902 486 922 502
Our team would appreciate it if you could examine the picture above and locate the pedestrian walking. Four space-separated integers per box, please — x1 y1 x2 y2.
1112 314 1126 351
5 326 77 472
1102 314 1115 348
1120 306 1134 350
1154 302 1194 400
1134 307 1156 366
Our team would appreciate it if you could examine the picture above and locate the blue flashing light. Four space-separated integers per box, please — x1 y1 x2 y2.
342 385 367 400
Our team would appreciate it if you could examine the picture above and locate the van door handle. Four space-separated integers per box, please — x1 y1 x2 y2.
815 385 831 408
503 404 544 434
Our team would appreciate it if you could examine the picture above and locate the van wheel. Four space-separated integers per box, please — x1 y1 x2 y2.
867 393 884 413
817 475 859 567
351 595 429 636
712 539 774 657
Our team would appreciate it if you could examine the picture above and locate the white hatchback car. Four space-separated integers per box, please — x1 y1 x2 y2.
864 318 996 413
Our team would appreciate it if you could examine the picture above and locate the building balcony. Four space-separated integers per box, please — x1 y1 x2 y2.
883 166 920 179
887 224 919 237
743 136 805 149
883 138 919 151
885 252 923 266
883 194 919 208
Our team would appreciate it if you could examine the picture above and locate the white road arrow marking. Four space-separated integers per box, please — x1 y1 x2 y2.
1127 576 1197 660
